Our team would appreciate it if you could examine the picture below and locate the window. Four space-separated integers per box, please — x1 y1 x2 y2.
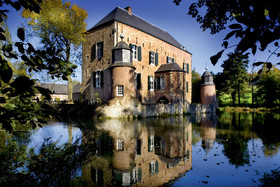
183 62 187 71
131 45 137 60
186 81 189 93
96 71 101 88
116 139 124 151
160 76 165 90
91 42 104 61
150 135 154 151
130 44 142 61
167 56 172 64
117 85 124 96
155 76 165 90
149 161 158 174
150 51 155 65
149 51 158 66
97 42 103 59
149 161 156 173
148 76 154 91
93 70 103 88
166 56 174 64
135 73 141 90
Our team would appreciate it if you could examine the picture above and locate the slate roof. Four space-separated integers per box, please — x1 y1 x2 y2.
155 63 185 73
39 83 81 94
88 7 191 53
113 40 131 50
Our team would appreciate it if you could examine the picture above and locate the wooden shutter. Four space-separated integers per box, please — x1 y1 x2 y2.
155 161 159 173
91 44 96 61
138 46 142 61
138 168 142 181
166 56 169 63
148 137 151 152
172 58 174 63
100 42 104 58
100 71 104 87
149 51 152 65
93 72 96 87
129 43 133 50
155 53 158 66
186 81 189 92
148 76 150 90
187 63 189 74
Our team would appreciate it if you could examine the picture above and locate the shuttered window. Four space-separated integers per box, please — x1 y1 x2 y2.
130 44 142 61
149 51 158 66
91 42 103 61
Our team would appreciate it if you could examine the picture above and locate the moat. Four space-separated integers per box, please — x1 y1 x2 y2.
1 111 280 186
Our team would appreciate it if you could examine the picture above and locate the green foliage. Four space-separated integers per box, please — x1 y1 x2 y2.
191 69 201 103
174 0 280 67
22 0 88 102
218 51 249 105
0 130 96 186
0 0 79 131
255 67 280 107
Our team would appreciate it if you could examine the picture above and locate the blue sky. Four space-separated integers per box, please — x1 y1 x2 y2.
6 0 277 82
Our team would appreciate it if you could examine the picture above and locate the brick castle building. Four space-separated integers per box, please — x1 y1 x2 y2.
82 7 192 106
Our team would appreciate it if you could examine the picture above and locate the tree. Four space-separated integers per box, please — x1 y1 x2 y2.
174 0 280 70
22 0 87 102
0 0 77 131
255 67 280 107
219 51 249 105
191 68 201 103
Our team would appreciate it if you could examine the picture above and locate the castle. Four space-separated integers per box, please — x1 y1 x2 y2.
82 7 192 107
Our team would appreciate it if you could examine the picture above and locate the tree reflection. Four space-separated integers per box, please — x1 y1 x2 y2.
252 113 280 156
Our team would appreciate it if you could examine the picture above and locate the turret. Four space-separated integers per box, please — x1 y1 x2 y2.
200 68 216 105
110 35 136 99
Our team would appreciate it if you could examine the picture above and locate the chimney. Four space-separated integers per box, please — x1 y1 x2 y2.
125 6 132 15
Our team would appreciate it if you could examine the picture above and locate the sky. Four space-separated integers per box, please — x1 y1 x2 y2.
5 0 278 82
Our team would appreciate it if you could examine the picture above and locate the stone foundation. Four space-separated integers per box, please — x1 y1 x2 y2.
96 98 217 118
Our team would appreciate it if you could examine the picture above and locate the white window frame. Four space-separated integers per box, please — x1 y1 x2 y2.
131 45 138 60
116 139 124 151
150 135 154 151
117 85 124 96
183 62 187 71
150 76 154 91
96 71 101 88
150 51 155 65
149 161 156 173
167 56 172 64
97 42 102 59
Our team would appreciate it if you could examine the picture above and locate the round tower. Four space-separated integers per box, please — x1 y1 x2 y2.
110 37 136 99
200 69 216 105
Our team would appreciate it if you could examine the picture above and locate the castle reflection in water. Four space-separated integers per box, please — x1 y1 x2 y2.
81 117 195 186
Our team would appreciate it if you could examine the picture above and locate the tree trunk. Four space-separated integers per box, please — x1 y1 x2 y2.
66 44 73 103
231 91 236 106
68 124 72 145
67 75 73 103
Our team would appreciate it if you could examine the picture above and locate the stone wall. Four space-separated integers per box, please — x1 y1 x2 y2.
96 98 217 118
117 22 192 104
82 20 192 104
